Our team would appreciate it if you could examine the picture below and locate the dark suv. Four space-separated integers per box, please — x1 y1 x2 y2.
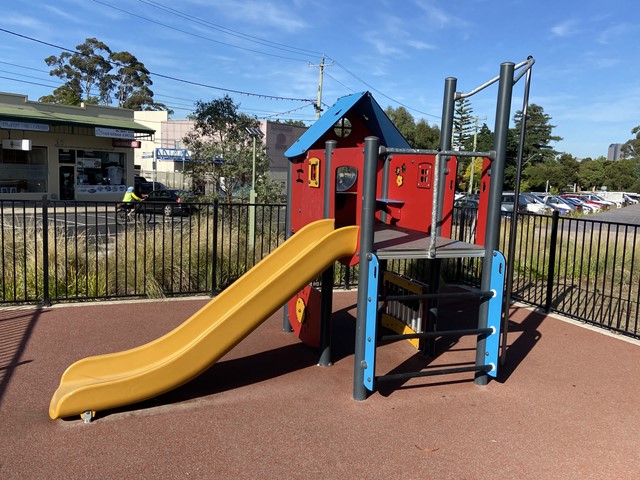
134 176 167 195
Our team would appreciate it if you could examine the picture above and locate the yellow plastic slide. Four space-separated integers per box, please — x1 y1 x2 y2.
49 219 359 420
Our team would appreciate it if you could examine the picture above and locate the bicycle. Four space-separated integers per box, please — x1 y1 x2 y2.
115 201 152 226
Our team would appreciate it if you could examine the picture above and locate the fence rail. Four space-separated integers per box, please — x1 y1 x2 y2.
1 199 638 339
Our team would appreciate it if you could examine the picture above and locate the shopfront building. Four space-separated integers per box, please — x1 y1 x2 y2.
0 92 155 201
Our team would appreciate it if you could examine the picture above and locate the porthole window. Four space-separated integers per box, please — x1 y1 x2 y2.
333 117 352 138
336 165 358 192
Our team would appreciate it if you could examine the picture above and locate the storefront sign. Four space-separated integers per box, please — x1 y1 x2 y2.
78 157 102 169
156 148 190 161
0 121 49 132
2 139 32 151
112 139 141 148
95 127 135 139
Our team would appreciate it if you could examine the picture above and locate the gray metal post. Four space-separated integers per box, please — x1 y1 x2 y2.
437 78 457 233
282 156 294 332
353 136 379 400
501 59 533 365
41 194 51 307
318 140 336 366
475 62 514 385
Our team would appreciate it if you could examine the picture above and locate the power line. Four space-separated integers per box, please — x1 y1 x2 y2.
92 0 314 64
136 0 323 58
0 28 315 103
328 57 441 120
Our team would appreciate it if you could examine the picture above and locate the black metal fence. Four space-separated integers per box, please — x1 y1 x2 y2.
444 208 640 339
0 199 287 304
1 199 638 339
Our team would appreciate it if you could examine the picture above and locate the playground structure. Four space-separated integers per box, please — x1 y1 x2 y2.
49 58 534 421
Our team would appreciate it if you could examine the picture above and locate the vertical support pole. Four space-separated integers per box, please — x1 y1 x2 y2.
475 62 514 385
283 156 294 332
438 77 457 234
248 135 257 250
318 140 336 366
210 199 219 297
501 58 533 366
380 153 391 224
353 136 379 401
41 194 51 307
545 210 560 312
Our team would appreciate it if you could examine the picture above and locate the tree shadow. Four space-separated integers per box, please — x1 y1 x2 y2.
0 307 41 405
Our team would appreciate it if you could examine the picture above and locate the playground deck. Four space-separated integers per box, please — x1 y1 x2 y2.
1 291 639 479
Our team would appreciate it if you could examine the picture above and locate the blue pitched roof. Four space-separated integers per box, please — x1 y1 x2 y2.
284 91 410 159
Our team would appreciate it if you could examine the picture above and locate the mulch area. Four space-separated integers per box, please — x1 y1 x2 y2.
1 291 639 479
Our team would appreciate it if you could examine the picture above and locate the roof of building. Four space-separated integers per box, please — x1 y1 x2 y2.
284 91 410 159
0 93 155 136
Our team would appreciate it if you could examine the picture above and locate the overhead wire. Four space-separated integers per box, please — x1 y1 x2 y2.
136 0 323 57
92 0 314 64
0 28 315 104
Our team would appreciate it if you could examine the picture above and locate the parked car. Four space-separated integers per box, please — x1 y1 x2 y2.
453 196 479 224
500 192 531 215
560 196 595 214
578 193 614 210
537 194 575 215
134 176 168 195
520 192 550 214
141 189 196 216
562 194 602 212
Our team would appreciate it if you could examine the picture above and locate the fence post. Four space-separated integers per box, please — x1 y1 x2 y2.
41 194 51 307
210 199 219 297
544 210 560 312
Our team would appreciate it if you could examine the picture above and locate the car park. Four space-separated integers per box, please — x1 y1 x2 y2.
560 196 596 214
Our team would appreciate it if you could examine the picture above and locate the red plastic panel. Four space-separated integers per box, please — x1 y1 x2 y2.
475 157 492 246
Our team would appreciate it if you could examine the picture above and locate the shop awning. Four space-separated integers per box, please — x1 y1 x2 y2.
0 106 155 139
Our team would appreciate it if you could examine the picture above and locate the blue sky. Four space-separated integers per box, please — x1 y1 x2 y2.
1 0 638 159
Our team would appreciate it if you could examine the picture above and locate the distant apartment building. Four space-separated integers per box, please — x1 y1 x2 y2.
608 143 623 161
133 111 307 192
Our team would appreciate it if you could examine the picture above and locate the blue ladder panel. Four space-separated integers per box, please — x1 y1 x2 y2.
486 250 505 378
363 254 379 392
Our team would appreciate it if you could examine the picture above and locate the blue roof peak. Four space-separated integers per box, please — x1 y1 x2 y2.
285 91 410 159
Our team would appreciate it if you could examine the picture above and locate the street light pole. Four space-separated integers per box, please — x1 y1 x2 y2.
249 134 257 244
245 127 263 248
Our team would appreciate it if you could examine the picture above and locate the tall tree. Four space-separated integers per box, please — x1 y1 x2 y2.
43 38 112 104
621 125 640 159
40 37 168 111
109 51 168 111
384 106 440 149
385 106 416 144
182 95 280 202
453 98 474 150
508 104 562 190
413 119 440 149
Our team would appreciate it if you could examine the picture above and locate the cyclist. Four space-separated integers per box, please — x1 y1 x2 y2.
120 186 144 220
123 186 143 203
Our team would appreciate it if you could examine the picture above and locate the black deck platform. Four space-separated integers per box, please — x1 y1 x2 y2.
373 224 485 260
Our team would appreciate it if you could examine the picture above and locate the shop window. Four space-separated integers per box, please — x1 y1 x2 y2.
74 150 126 195
0 146 47 193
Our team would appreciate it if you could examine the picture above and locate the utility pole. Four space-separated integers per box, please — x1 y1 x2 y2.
468 115 487 194
310 55 333 119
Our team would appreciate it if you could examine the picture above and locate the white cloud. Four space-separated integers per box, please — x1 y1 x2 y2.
208 0 308 33
550 19 580 37
413 0 470 29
